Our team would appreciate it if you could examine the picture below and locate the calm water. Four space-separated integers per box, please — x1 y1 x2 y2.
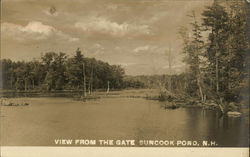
0 97 248 147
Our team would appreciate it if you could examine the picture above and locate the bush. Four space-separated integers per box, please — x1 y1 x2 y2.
158 91 174 102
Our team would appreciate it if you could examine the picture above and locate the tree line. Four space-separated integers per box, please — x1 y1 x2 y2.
178 0 249 103
123 74 186 91
1 48 125 92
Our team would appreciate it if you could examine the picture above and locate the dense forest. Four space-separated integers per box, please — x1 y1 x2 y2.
1 48 125 92
177 0 249 104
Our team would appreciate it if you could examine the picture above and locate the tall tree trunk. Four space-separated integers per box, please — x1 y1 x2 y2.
107 80 110 93
90 65 93 94
10 75 13 89
32 79 35 89
167 46 172 92
227 8 233 91
88 80 91 94
15 78 19 90
82 63 86 97
197 53 204 101
168 77 171 92
24 78 27 91
197 75 204 102
215 43 219 94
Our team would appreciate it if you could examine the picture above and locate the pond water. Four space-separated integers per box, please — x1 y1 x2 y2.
0 97 248 147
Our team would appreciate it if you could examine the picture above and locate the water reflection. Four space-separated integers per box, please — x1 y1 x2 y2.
0 97 248 146
161 105 248 146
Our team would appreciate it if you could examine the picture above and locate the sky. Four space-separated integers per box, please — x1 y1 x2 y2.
1 0 213 75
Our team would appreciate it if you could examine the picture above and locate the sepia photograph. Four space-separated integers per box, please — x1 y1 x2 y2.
0 0 249 156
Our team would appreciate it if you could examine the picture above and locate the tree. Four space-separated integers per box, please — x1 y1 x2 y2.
179 12 206 101
165 44 173 92
202 2 229 95
65 48 90 97
223 0 249 102
41 52 57 90
202 0 248 102
54 52 67 90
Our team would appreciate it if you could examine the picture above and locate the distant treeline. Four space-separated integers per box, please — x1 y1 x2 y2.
1 49 125 91
0 51 189 92
123 75 187 90
0 54 196 93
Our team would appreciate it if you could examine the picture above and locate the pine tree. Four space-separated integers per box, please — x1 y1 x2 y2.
202 2 229 97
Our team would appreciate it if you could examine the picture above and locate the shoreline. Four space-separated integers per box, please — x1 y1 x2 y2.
1 89 247 114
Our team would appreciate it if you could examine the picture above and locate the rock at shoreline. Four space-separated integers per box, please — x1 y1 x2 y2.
0 98 29 106
227 111 241 117
164 103 180 109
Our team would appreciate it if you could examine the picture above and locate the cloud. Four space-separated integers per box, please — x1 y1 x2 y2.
106 4 118 10
118 62 137 67
75 16 151 37
1 21 79 42
1 22 54 40
21 21 55 36
133 45 166 55
90 43 105 55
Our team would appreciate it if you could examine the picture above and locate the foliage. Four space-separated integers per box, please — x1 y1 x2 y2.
1 49 125 91
179 0 249 103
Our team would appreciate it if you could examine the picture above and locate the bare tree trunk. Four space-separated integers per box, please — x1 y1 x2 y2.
82 63 86 97
32 79 35 89
213 28 220 94
168 77 171 92
10 75 13 89
24 78 27 91
167 45 172 92
197 60 204 102
227 16 232 91
197 75 204 102
215 51 219 93
15 78 19 90
107 80 110 93
88 80 91 94
90 65 93 94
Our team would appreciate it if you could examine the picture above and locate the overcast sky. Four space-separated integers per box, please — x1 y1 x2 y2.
1 0 212 75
